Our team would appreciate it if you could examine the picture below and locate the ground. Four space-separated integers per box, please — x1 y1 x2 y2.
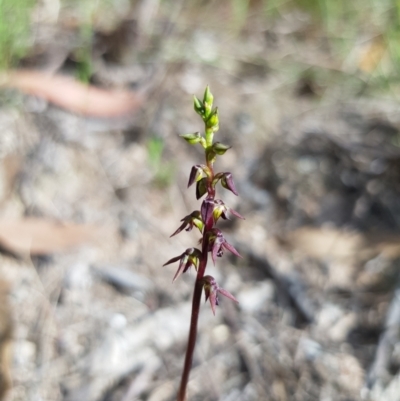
0 1 400 400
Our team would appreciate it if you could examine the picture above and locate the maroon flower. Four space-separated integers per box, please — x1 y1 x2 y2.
201 199 244 228
206 228 242 264
202 275 238 315
200 197 215 229
213 172 238 196
170 211 204 237
196 177 208 199
188 165 211 188
212 199 244 221
163 248 202 282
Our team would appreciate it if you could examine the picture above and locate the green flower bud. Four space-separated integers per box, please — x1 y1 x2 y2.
193 95 204 116
212 142 231 155
206 108 219 131
203 86 214 116
180 132 202 145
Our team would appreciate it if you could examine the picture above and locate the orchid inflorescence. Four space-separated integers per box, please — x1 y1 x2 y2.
163 86 243 314
164 86 243 401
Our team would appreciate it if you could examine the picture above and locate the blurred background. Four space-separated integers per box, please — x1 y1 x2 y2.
1 0 400 400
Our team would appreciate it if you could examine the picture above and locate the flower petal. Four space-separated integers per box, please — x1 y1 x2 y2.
188 165 202 188
208 291 217 315
229 208 245 220
218 288 239 303
221 172 238 196
163 254 183 266
222 241 242 258
172 264 185 282
170 220 188 237
196 177 208 199
211 237 224 264
201 198 215 228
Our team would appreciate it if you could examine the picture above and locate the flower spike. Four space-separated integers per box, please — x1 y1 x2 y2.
164 87 244 399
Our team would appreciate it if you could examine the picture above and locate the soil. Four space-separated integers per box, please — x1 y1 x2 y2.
1 2 400 401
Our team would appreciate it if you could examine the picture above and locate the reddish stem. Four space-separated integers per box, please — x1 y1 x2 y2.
177 161 215 401
177 237 209 401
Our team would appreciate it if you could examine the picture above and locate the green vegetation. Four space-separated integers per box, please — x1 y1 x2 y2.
1 0 400 85
75 22 93 83
147 137 174 189
0 0 34 70
1 0 400 94
261 0 400 84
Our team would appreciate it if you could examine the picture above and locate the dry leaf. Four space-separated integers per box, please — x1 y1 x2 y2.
285 226 400 261
358 36 386 73
0 218 99 255
283 227 400 290
0 70 144 118
285 227 366 261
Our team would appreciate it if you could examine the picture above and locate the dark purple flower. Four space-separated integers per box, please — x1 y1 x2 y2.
212 172 238 196
196 177 208 199
221 173 238 196
206 228 242 264
170 211 204 237
202 275 238 315
212 199 244 221
188 165 211 188
200 199 244 228
200 197 215 228
163 248 202 282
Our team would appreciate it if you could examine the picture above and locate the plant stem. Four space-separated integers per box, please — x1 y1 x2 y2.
205 127 213 147
177 234 210 401
176 279 202 401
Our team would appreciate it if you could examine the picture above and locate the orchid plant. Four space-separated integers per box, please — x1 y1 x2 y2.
163 86 243 401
